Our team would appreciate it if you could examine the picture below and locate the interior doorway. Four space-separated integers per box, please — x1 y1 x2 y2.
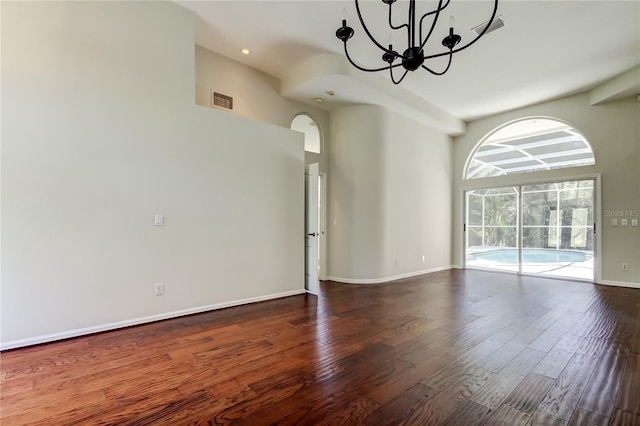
292 113 325 293
465 179 595 281
305 163 320 294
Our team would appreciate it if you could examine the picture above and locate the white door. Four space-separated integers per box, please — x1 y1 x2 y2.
305 163 320 294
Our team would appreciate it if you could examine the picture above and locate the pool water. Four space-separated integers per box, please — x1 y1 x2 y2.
472 249 591 264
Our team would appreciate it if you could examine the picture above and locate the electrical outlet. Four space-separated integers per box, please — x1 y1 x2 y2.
155 283 165 295
394 258 399 266
622 263 629 271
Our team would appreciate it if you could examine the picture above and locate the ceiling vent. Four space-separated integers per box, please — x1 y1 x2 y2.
212 91 233 111
471 15 506 36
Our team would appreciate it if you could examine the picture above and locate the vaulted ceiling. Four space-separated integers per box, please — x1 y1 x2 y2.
177 1 640 133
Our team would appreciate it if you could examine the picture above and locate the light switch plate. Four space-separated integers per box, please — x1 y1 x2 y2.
611 219 617 226
154 214 164 226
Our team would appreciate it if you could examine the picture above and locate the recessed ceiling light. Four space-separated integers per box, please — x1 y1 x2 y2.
326 90 336 96
241 49 250 55
314 97 324 103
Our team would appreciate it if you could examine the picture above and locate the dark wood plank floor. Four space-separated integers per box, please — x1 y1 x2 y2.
2 269 639 425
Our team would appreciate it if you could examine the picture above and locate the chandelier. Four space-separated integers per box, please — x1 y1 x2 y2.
336 0 499 84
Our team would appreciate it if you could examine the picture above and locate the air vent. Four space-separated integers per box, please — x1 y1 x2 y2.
471 15 506 36
212 91 233 110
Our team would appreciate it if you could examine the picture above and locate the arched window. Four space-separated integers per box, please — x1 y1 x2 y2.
465 118 594 179
291 114 321 154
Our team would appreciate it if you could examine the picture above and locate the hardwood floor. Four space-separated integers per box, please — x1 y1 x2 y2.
1 269 639 425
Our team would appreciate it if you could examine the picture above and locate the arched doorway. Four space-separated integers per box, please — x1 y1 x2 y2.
463 118 597 281
291 114 324 293
291 114 321 154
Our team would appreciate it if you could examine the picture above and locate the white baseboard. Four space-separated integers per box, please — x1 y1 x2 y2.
7 275 634 351
0 289 306 351
598 280 640 289
326 266 452 285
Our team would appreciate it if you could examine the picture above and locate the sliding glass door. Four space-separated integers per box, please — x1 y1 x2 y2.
465 179 595 281
467 187 519 273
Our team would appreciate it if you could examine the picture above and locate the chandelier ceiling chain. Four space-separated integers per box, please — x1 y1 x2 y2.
336 0 499 84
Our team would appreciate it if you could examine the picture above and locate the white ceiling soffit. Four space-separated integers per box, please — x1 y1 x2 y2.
280 53 466 135
590 66 640 105
179 0 640 126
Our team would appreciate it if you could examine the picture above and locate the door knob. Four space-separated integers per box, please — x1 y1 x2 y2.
307 232 317 237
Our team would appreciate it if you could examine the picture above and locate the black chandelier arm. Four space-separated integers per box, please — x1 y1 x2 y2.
419 0 445 51
390 67 410 85
421 52 454 75
342 43 405 73
423 0 499 60
388 2 407 31
355 0 392 54
420 0 451 20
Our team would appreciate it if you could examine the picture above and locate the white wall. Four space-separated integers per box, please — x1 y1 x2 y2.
195 45 329 173
453 93 640 286
327 105 453 283
1 1 305 349
382 110 453 278
327 105 387 280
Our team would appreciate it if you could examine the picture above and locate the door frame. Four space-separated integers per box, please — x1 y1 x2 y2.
318 172 327 281
462 173 601 283
305 163 320 294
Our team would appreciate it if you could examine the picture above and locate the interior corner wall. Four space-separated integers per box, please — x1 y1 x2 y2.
1 1 304 349
327 105 453 283
452 93 640 286
194 45 329 173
